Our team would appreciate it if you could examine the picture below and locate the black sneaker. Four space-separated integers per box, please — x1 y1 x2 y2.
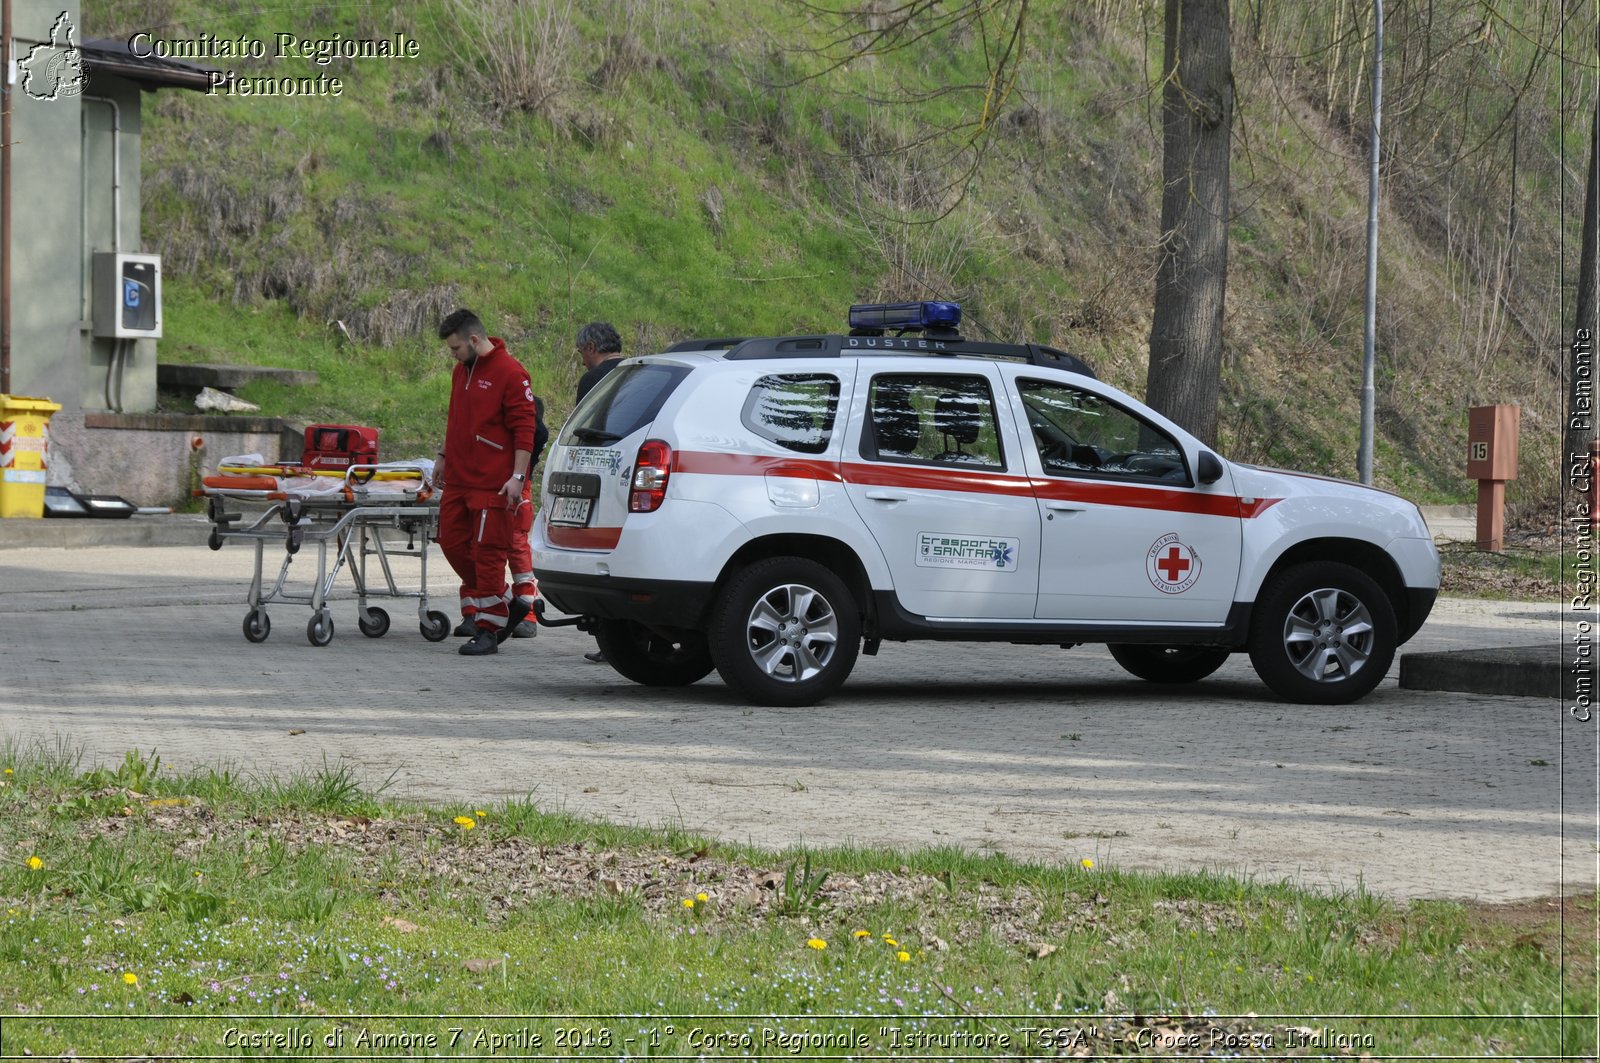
497 597 532 645
459 629 498 656
584 649 607 664
453 618 475 637
512 620 538 638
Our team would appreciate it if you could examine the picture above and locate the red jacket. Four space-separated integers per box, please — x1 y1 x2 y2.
443 337 538 493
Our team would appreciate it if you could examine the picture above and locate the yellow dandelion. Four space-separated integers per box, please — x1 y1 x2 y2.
3 768 12 775
896 950 910 963
882 934 898 946
453 815 476 831
26 856 42 871
806 938 827 950
1080 858 1095 869
475 810 488 818
696 892 708 903
123 972 139 986
682 898 695 909
853 929 871 939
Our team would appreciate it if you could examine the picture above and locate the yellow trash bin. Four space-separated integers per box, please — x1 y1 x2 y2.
0 395 64 518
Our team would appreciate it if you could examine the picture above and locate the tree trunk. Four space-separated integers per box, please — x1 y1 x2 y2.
1564 104 1598 481
1146 0 1234 447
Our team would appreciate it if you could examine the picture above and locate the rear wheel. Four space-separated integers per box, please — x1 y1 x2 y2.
1108 644 1231 684
595 620 715 686
1247 561 1396 704
710 557 860 707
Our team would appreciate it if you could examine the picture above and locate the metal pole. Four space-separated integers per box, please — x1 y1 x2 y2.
2 0 14 396
1358 0 1384 485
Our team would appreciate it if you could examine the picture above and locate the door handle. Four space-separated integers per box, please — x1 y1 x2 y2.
1043 501 1085 512
864 490 909 502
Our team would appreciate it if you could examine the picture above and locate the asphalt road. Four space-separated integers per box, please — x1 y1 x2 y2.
0 541 1593 903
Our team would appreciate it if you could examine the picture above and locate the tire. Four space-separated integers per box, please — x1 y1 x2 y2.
358 606 390 639
709 557 861 707
242 609 270 643
1247 561 1397 704
306 611 335 648
1109 644 1231 684
595 619 715 687
420 610 452 643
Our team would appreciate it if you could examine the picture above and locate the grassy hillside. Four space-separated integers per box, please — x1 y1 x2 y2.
91 0 1588 512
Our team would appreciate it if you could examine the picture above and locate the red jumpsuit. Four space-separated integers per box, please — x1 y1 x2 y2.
437 338 538 635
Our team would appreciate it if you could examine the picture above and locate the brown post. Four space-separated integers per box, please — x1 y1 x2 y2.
1466 405 1520 552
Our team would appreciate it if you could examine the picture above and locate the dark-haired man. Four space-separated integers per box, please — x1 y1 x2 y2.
434 308 539 656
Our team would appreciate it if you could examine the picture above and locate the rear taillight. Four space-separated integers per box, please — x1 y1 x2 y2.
629 439 672 512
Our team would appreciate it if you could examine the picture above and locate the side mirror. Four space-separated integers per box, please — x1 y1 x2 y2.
1197 451 1225 485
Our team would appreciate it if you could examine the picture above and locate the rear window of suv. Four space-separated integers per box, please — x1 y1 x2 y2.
560 363 691 446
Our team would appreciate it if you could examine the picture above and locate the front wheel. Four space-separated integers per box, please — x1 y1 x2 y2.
710 557 860 707
1109 644 1231 684
358 606 390 639
1247 561 1396 704
595 620 715 687
306 610 335 648
420 610 452 642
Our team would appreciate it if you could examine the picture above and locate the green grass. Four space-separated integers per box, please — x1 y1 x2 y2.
0 740 1590 1058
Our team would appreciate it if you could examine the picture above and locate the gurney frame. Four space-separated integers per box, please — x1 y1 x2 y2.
202 465 452 646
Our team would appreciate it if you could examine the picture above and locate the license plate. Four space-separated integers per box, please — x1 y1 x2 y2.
549 496 592 526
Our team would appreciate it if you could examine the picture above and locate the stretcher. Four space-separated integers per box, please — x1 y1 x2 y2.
201 461 452 646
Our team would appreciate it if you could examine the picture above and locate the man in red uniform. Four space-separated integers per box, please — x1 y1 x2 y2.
433 309 539 656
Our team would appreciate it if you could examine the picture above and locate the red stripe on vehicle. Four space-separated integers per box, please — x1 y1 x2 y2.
674 452 844 482
548 525 623 550
672 450 1281 518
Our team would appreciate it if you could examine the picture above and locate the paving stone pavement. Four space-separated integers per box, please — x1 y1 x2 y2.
0 541 1593 903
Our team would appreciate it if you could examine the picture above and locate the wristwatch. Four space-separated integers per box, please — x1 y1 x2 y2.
512 472 526 481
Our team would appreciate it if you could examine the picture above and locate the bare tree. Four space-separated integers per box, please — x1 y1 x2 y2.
1146 0 1234 445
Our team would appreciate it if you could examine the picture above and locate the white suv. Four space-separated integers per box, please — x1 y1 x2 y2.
532 303 1440 706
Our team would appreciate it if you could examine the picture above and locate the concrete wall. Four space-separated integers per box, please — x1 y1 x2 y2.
9 0 86 410
56 412 293 507
80 78 156 413
7 1 215 509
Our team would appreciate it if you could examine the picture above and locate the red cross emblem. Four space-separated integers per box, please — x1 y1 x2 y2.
1155 546 1190 582
1146 533 1201 593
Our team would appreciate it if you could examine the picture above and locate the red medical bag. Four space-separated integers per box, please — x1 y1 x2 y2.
302 424 380 470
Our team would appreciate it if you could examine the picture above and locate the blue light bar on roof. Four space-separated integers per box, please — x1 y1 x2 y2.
848 301 961 332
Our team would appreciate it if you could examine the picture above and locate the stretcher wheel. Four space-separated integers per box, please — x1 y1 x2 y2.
420 610 451 642
208 529 224 551
358 607 390 639
242 609 270 643
307 611 334 647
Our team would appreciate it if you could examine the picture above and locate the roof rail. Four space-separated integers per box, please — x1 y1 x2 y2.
662 337 749 353
721 334 1097 378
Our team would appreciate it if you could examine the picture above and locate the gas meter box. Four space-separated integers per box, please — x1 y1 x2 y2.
1466 404 1519 481
92 252 163 338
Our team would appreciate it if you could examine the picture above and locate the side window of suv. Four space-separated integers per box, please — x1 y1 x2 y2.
864 374 1004 468
1020 378 1191 486
741 374 840 454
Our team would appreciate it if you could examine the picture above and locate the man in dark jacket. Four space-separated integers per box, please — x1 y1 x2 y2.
573 321 624 663
574 321 625 403
434 309 539 656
